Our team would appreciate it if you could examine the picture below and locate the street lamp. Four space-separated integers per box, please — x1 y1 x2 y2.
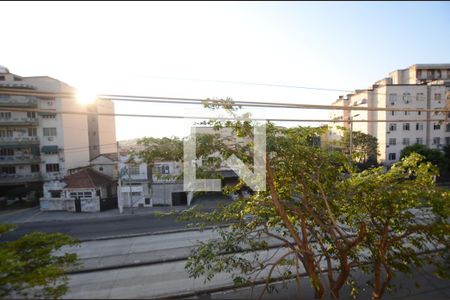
349 113 360 158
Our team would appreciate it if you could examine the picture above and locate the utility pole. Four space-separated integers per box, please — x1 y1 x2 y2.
349 113 360 159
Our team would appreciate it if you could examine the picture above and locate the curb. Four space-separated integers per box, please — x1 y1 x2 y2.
79 224 230 242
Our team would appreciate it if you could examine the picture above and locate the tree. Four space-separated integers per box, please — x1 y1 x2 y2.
400 144 446 173
141 99 449 299
337 127 379 169
341 154 449 299
0 224 78 299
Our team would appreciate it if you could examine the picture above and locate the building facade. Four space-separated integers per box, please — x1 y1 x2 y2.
331 64 450 165
0 65 117 202
117 153 152 210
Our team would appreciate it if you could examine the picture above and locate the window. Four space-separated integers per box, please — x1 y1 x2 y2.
416 138 423 145
388 153 396 161
418 111 422 116
0 75 5 81
129 165 140 175
433 137 441 145
402 93 411 103
404 111 409 116
389 138 396 146
446 137 450 146
28 128 37 137
403 123 410 131
99 166 104 171
416 93 425 101
435 70 441 79
434 93 442 101
391 111 395 116
0 130 13 138
13 76 22 82
42 114 56 119
389 94 397 105
50 191 61 198
145 198 151 205
402 138 410 146
0 112 11 119
1 166 15 174
27 112 36 118
131 192 141 196
31 164 40 173
46 163 60 172
70 191 92 198
433 123 441 130
416 123 424 131
0 148 14 156
389 123 397 131
427 70 433 78
43 127 57 136
446 123 450 132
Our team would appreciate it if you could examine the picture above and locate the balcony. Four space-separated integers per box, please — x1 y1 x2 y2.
0 136 40 145
0 117 38 126
43 173 64 181
0 95 38 108
0 155 40 165
0 82 35 89
0 173 42 185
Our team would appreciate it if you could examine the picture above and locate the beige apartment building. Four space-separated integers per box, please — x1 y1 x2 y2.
0 65 117 202
330 64 450 165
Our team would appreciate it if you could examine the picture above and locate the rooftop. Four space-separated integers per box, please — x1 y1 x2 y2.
64 168 115 189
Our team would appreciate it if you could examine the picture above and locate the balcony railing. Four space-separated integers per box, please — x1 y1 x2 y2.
43 173 64 181
0 136 40 144
0 173 42 184
0 95 38 107
0 155 40 165
0 117 39 126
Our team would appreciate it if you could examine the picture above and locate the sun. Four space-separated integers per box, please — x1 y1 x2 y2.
76 89 98 105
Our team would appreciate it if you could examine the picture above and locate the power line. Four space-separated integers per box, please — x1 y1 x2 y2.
1 106 448 123
130 74 354 93
99 94 450 113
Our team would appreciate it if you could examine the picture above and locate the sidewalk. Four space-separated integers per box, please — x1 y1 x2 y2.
0 206 186 224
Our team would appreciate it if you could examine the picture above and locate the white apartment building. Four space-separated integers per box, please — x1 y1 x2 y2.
331 64 450 165
0 65 117 201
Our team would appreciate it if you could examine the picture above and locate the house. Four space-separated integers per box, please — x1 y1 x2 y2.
90 152 119 179
40 168 117 212
117 153 151 211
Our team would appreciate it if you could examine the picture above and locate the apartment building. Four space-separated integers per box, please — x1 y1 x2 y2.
0 65 117 202
330 64 450 165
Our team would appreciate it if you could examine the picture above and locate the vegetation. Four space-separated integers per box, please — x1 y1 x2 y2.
138 99 449 299
0 224 78 299
334 126 379 170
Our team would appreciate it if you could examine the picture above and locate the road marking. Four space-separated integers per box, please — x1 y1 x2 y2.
0 207 34 218
22 210 43 223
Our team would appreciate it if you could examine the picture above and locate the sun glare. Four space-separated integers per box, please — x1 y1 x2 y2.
76 89 98 105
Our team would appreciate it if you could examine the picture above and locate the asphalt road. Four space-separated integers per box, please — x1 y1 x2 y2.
0 213 192 242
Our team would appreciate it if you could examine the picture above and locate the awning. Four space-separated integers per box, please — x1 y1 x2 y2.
41 145 59 153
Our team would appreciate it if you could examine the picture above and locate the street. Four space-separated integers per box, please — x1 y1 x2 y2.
0 196 231 241
60 229 450 299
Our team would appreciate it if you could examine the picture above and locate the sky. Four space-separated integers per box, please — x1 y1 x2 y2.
1 1 450 140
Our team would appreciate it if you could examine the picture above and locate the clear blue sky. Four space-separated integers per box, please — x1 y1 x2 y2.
1 1 449 140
